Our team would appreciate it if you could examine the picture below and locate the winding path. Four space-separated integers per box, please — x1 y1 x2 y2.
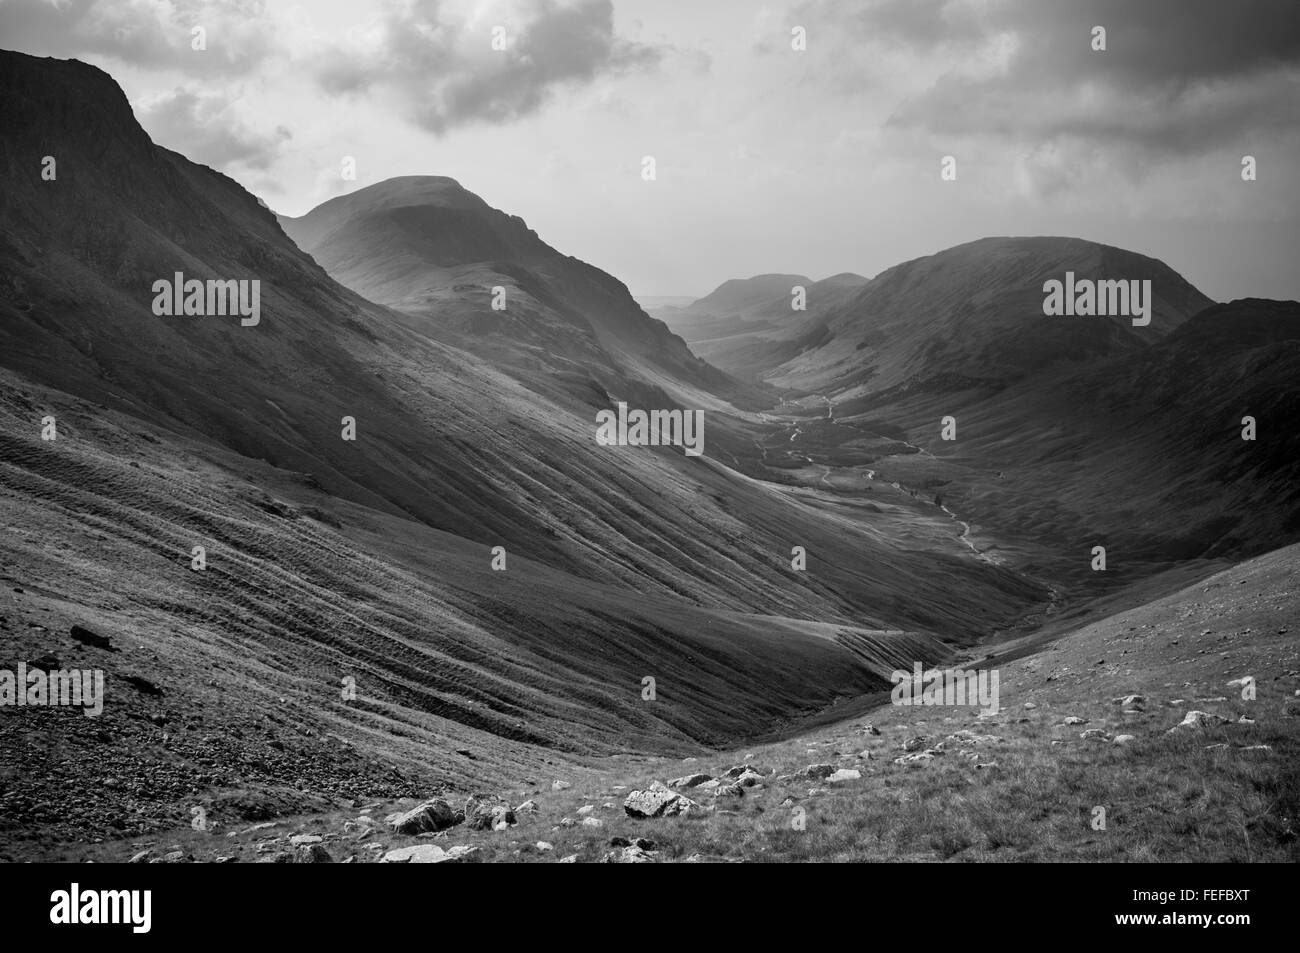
762 394 996 564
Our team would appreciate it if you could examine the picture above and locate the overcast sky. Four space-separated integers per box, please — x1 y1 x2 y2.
3 0 1299 299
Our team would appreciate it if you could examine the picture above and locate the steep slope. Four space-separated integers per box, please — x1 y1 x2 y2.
278 177 751 411
925 297 1300 565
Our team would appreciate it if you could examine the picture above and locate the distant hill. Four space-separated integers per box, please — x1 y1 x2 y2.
658 272 868 378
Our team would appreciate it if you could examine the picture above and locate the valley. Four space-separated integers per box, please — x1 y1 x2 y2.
0 48 1296 865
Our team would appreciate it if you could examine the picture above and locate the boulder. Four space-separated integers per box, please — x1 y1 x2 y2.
667 773 713 790
465 796 515 832
387 798 458 835
602 845 656 863
894 752 934 765
70 624 115 651
294 844 333 863
381 844 479 864
623 784 699 818
1168 710 1231 732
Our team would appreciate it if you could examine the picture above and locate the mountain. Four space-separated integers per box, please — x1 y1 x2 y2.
279 177 753 413
0 50 1051 847
759 237 1215 397
654 272 869 378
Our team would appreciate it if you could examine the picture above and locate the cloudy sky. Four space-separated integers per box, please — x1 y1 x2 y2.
3 0 1299 299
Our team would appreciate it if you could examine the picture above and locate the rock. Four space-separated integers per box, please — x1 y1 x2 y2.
559 817 575 827
515 799 539 814
623 786 680 818
901 736 928 752
122 674 163 696
894 752 934 765
1062 716 1087 725
381 844 479 864
551 780 571 791
802 763 837 780
387 799 458 835
714 782 745 799
859 723 882 735
1022 702 1036 710
558 854 578 863
295 844 333 863
1079 729 1110 741
943 730 1001 747
697 779 721 790
465 796 515 832
581 816 603 828
973 762 998 770
826 768 861 783
70 624 115 651
621 785 699 815
289 834 322 846
602 845 655 863
1113 734 1137 745
577 805 595 815
536 841 553 852
667 773 713 790
162 850 191 863
1168 710 1231 732
1112 694 1145 707
128 849 154 864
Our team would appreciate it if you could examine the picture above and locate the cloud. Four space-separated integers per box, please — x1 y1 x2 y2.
137 87 291 170
797 0 1300 155
313 0 664 135
0 0 276 77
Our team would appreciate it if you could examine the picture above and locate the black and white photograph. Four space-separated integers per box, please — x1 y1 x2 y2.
0 0 1296 926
